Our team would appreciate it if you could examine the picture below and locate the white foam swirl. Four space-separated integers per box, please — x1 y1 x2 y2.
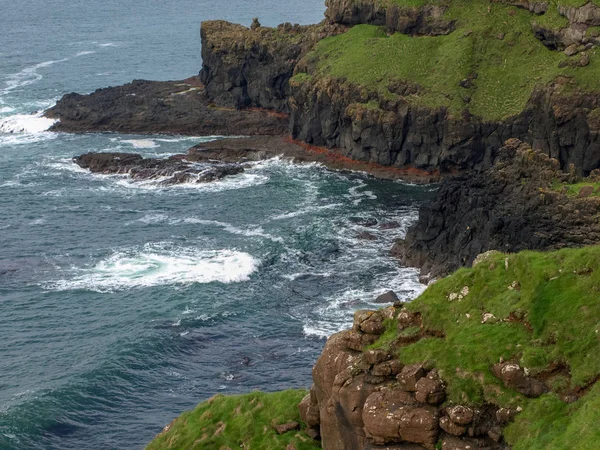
46 245 259 292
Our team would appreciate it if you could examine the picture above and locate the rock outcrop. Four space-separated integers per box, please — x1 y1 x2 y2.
324 0 455 35
392 139 600 278
289 76 600 175
45 77 288 135
73 152 244 185
300 305 520 450
199 20 345 112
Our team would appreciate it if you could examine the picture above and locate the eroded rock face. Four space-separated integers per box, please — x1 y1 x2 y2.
393 139 600 278
290 76 600 175
73 152 244 185
199 20 345 112
300 306 513 450
45 77 288 135
324 0 455 35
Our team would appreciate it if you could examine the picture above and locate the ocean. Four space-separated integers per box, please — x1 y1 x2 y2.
0 1 432 448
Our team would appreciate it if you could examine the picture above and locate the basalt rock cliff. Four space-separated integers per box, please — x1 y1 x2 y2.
393 138 600 279
199 0 600 175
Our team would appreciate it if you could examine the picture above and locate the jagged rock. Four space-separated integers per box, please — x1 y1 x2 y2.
364 348 392 365
347 330 380 351
439 416 467 437
73 152 244 185
492 362 548 397
298 394 320 428
199 20 345 112
397 310 421 330
447 406 474 426
372 359 404 377
354 310 386 335
495 407 518 424
415 370 446 404
325 0 454 35
396 139 600 277
45 78 288 135
399 406 440 449
375 290 400 304
363 388 420 444
397 363 427 391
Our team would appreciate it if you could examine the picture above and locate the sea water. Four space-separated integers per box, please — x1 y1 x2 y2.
0 1 433 448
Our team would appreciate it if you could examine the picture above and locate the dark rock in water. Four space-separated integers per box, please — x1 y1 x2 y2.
73 152 244 185
374 290 399 304
394 139 600 278
358 218 378 227
45 77 287 136
379 221 401 230
357 231 378 241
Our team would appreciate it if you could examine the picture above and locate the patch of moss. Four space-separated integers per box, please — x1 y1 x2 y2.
551 179 600 196
299 0 600 120
145 390 319 450
369 245 600 449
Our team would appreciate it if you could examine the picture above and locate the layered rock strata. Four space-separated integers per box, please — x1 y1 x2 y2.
199 20 346 111
392 139 600 278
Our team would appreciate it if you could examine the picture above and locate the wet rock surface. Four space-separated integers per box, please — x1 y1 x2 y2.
45 77 288 135
393 139 600 278
73 152 244 185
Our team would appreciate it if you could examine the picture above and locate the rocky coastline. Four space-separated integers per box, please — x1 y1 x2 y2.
41 1 600 448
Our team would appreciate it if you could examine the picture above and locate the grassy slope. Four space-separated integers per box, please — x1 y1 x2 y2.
295 0 600 120
146 390 320 450
369 246 600 449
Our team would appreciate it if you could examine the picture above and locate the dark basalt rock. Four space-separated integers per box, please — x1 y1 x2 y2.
73 152 244 185
392 139 600 278
199 20 345 112
45 77 288 135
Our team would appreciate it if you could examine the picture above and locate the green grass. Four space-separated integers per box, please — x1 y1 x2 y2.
145 390 320 450
552 179 600 196
366 245 600 449
297 0 600 120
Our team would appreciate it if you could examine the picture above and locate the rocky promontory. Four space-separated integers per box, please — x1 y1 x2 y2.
45 77 288 135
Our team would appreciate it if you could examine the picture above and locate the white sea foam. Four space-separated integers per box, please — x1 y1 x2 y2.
121 139 159 149
182 218 284 243
1 50 96 97
0 111 57 134
301 269 425 338
0 106 14 114
270 203 342 221
46 245 259 292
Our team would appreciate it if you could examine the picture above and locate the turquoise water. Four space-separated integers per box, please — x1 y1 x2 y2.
0 1 432 448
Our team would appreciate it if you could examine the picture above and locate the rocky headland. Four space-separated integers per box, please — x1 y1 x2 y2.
41 0 600 448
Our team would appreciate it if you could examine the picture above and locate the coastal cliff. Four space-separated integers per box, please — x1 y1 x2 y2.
199 0 600 174
147 245 600 449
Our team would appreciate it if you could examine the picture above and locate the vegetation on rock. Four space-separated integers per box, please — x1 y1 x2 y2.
146 390 320 450
372 245 600 448
296 0 600 121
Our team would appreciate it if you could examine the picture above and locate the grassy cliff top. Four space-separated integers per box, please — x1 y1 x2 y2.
370 245 600 449
145 390 319 450
295 0 600 120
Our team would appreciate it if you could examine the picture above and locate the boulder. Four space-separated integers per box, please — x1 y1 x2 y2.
375 290 400 304
397 364 427 391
